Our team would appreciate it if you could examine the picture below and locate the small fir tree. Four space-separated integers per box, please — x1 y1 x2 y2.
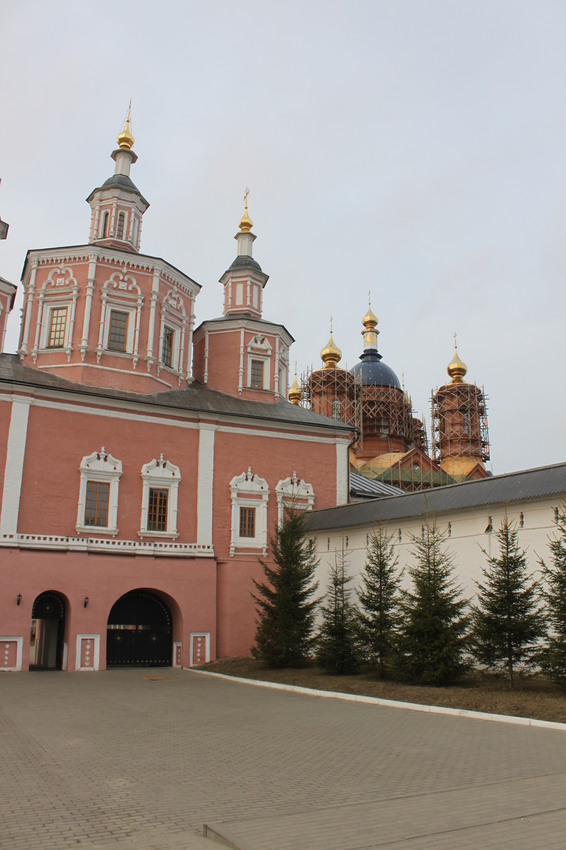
397 521 469 686
252 508 319 668
539 505 566 686
471 516 545 687
356 524 403 679
317 546 358 675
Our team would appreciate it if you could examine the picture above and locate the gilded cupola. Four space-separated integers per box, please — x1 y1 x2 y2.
320 319 342 369
447 335 468 384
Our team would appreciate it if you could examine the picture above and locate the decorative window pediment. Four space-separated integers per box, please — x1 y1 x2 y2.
246 336 271 391
139 455 181 539
275 472 315 525
76 448 122 535
97 272 143 364
229 468 269 556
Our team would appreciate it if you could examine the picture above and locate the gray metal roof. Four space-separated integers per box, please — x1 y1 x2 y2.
310 463 566 531
350 472 403 498
0 354 353 433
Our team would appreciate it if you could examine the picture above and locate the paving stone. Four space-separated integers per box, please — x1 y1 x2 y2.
1 669 566 849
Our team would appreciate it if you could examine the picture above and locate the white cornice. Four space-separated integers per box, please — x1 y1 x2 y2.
24 246 201 296
195 316 294 347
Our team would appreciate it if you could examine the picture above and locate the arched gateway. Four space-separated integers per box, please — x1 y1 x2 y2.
107 590 172 667
30 591 66 670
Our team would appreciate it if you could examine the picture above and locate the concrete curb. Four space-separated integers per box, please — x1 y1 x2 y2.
190 668 566 731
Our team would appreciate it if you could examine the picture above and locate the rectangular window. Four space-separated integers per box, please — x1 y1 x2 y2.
239 506 256 538
250 360 264 390
107 310 129 352
162 326 174 368
148 488 168 532
47 307 68 348
84 481 110 527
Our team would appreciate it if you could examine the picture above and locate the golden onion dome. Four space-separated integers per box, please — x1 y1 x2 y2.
288 375 301 405
239 188 254 232
321 321 342 369
117 115 135 150
362 304 378 330
447 337 467 383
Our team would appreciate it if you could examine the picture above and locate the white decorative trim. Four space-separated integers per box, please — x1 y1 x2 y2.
0 396 32 537
275 472 315 525
76 448 122 535
173 641 182 668
190 632 210 667
197 425 216 547
229 468 269 556
139 455 181 538
0 636 23 672
75 634 100 671
0 532 214 557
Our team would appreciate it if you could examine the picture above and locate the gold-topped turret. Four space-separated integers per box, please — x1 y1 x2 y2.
117 102 135 150
447 333 467 383
289 368 301 405
321 318 342 369
239 187 254 232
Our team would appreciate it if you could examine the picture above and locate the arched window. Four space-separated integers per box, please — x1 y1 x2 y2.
100 211 109 238
116 212 125 240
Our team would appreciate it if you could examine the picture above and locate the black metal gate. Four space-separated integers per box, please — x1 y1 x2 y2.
107 590 172 667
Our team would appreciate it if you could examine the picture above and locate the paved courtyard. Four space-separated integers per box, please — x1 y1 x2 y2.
2 669 566 849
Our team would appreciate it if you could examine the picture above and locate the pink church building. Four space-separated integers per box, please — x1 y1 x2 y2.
0 119 351 672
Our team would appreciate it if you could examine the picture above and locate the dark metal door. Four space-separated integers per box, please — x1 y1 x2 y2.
107 591 172 667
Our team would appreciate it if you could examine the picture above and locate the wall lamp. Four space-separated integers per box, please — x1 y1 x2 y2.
83 596 89 608
16 594 22 606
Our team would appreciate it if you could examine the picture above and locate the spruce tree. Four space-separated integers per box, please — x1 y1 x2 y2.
252 508 319 668
317 546 358 675
539 506 566 686
356 524 402 678
471 516 545 687
397 521 469 686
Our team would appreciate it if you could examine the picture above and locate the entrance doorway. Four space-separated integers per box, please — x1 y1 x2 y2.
30 592 66 670
107 590 172 667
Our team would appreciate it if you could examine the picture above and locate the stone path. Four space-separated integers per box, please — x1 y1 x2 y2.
1 668 566 849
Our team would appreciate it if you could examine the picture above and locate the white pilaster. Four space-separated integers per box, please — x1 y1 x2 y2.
0 396 32 537
197 424 216 547
336 441 349 506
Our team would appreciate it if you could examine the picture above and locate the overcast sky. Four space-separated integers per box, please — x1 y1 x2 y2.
1 1 565 475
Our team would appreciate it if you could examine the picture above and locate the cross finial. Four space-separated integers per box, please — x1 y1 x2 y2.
330 316 333 334
244 187 249 208
454 331 458 350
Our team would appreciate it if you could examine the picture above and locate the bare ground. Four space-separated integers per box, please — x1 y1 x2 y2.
200 657 566 724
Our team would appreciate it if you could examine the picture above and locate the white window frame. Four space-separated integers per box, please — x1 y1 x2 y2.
42 302 71 350
139 455 181 539
229 468 269 556
104 304 136 354
275 472 315 526
159 322 181 371
76 448 122 535
246 335 272 391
